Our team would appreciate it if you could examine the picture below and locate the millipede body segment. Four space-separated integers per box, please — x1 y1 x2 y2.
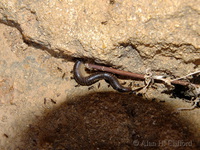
73 60 132 92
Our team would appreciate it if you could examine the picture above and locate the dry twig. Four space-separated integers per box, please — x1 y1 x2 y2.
85 62 199 87
177 98 200 111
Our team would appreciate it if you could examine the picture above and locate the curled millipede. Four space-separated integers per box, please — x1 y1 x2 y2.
73 60 132 92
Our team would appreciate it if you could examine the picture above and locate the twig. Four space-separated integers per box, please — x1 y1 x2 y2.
171 70 200 82
85 63 198 87
177 98 200 111
85 63 145 80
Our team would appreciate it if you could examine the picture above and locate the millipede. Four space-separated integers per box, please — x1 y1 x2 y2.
73 60 132 92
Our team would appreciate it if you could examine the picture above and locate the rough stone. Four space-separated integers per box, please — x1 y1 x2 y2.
0 0 200 149
0 0 199 74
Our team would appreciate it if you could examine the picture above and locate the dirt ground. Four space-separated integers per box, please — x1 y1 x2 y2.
19 92 199 149
0 22 199 149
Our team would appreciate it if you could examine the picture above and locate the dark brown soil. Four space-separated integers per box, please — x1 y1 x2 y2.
20 92 199 150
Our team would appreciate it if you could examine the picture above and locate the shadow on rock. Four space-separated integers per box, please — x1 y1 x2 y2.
20 92 199 150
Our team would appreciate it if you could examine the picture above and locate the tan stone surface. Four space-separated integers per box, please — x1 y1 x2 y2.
0 0 199 73
0 0 199 149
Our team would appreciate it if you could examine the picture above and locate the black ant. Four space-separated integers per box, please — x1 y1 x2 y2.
121 82 126 85
50 99 56 104
128 82 133 87
98 83 101 88
62 73 66 79
88 86 94 90
57 67 62 72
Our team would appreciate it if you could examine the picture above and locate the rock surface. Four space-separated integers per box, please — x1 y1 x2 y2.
0 0 199 74
0 0 199 149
